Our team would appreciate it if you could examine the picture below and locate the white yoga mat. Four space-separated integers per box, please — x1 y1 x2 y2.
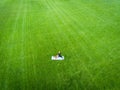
51 56 64 60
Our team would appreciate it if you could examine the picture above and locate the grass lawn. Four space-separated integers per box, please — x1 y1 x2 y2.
0 0 120 90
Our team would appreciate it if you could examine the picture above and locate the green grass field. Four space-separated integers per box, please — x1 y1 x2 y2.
0 0 120 90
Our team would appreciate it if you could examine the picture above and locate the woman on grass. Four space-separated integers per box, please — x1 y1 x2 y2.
55 51 62 58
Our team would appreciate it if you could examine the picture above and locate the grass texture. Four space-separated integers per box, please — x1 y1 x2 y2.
0 0 120 90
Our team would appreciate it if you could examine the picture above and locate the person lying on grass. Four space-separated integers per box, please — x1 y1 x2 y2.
55 51 62 58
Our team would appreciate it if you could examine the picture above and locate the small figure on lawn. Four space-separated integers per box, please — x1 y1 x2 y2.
56 51 62 58
57 51 62 58
51 51 64 60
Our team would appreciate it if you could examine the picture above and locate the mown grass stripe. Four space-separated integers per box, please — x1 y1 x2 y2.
3 0 23 89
